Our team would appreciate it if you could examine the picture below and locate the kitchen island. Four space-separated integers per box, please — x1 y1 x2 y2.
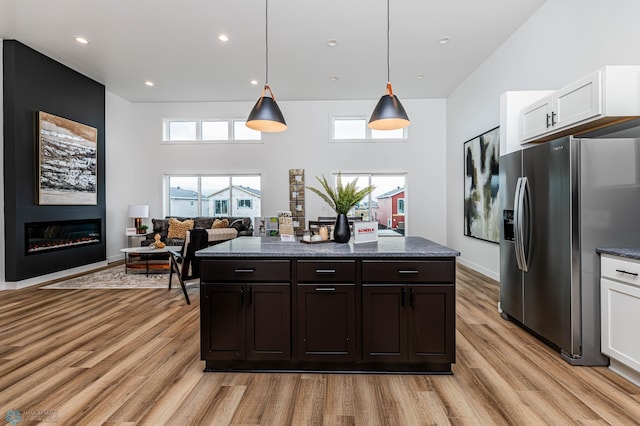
196 236 460 373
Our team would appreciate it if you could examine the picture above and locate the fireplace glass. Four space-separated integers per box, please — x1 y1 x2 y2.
26 219 101 255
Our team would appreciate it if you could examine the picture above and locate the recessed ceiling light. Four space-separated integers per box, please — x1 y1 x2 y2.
218 34 229 42
438 36 450 45
144 81 154 87
74 37 89 45
250 79 259 85
327 39 338 47
329 76 339 81
416 74 425 80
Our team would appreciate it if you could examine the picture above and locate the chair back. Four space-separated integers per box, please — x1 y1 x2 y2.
183 228 209 279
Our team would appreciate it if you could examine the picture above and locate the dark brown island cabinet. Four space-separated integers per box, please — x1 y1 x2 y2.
197 237 459 374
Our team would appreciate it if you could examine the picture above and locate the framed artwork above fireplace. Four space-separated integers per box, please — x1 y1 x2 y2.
37 111 98 205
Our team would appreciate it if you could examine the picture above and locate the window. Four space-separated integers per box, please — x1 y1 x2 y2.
332 173 407 236
168 121 197 141
201 121 229 140
164 119 261 142
215 199 229 215
167 175 261 218
332 117 407 141
238 199 252 209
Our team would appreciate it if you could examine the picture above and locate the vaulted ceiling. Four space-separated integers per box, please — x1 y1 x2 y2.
0 0 545 103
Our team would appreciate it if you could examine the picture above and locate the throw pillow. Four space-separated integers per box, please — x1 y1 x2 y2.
167 218 194 239
212 218 229 229
152 218 169 237
230 219 245 232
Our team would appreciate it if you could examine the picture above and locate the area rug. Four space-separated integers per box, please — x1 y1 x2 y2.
41 267 197 289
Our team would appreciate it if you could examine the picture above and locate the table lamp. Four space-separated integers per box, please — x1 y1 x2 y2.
127 204 149 234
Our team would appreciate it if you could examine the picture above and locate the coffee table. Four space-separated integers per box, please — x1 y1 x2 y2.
120 246 182 276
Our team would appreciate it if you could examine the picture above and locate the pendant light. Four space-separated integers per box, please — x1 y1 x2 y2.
368 0 410 131
246 0 287 132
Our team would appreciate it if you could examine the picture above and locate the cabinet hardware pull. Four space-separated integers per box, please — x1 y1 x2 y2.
240 287 245 305
401 288 406 307
409 288 415 307
234 268 256 273
398 270 419 274
315 287 336 292
247 287 253 305
615 269 639 276
551 111 557 126
315 269 336 273
546 113 551 128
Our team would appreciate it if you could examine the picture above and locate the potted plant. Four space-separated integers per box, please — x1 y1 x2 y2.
138 224 149 234
307 172 375 243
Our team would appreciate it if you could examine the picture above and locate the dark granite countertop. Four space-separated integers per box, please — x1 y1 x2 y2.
596 247 640 260
196 236 460 258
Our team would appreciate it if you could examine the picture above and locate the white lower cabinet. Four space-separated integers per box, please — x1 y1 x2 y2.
601 254 640 386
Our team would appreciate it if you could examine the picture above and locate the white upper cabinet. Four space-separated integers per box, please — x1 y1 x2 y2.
519 66 640 144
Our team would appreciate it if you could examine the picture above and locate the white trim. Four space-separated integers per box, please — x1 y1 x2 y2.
1 261 109 290
456 257 499 281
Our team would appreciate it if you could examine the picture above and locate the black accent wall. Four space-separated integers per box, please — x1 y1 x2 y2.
3 40 106 281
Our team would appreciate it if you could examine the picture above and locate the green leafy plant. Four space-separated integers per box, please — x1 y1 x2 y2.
138 225 149 233
307 172 375 215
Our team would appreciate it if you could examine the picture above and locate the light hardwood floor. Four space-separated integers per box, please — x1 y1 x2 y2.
1 263 639 425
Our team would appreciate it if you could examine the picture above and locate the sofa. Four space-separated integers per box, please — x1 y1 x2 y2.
140 216 253 247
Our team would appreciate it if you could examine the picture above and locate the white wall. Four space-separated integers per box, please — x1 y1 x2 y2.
446 0 640 279
105 96 447 263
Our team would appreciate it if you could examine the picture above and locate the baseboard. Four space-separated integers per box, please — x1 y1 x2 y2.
456 257 499 281
0 260 109 290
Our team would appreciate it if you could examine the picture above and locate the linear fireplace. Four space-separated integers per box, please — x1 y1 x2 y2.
26 219 102 255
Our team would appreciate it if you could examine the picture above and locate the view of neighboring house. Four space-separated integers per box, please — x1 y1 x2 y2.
169 187 203 217
169 185 262 218
207 185 261 219
375 187 405 231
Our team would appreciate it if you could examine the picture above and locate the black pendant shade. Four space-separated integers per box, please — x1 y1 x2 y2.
246 0 287 133
246 85 287 132
369 0 410 131
369 83 410 130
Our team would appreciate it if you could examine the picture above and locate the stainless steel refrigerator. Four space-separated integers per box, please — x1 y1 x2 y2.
499 135 640 365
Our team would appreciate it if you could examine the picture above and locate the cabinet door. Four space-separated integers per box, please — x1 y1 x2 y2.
297 284 356 362
520 95 552 142
362 285 407 362
601 277 640 372
553 71 601 130
408 285 455 363
201 283 246 360
246 283 291 361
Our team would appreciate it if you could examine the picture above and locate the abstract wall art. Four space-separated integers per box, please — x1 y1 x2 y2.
37 111 98 205
463 126 500 243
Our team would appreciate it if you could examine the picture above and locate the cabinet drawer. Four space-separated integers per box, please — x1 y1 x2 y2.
601 255 640 287
362 260 454 283
296 260 355 282
201 259 290 282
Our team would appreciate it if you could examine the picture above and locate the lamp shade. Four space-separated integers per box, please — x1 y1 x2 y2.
246 92 287 132
368 84 410 131
127 204 149 218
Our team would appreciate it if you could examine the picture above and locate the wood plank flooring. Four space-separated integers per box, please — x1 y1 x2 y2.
1 263 639 425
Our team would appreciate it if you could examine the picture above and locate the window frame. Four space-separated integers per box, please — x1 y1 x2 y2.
330 116 408 142
165 174 262 218
163 118 262 143
330 172 408 236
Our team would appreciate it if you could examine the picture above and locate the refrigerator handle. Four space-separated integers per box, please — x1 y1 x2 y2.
521 177 532 271
515 177 529 272
514 177 525 271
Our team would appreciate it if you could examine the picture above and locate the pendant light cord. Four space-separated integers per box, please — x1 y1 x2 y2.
265 0 269 86
386 0 390 83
